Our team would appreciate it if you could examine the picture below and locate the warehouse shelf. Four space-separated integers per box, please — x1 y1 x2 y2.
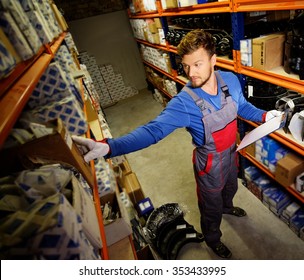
244 153 304 203
161 1 231 16
129 0 232 17
49 32 67 54
144 57 234 88
147 77 173 99
168 44 235 70
80 77 109 260
91 165 110 260
216 55 236 71
232 0 304 12
136 38 168 51
0 53 53 149
242 119 304 156
137 39 235 76
143 60 175 79
130 0 304 17
236 52 304 94
0 27 113 259
129 0 304 215
0 33 69 149
0 46 45 98
129 11 160 18
0 33 66 98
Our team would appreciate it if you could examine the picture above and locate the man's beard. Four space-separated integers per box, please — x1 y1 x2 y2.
190 68 212 88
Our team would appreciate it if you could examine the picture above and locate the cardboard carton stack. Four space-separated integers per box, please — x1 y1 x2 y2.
240 32 285 71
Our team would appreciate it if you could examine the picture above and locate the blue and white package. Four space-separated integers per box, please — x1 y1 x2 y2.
0 39 16 79
30 95 88 135
28 62 73 108
0 11 34 60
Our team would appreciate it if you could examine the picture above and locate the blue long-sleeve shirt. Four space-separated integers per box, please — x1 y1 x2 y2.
107 71 266 157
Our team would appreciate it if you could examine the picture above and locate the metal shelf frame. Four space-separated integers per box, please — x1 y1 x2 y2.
129 0 304 207
0 31 111 260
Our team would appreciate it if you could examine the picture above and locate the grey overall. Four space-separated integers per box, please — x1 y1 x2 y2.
183 71 239 246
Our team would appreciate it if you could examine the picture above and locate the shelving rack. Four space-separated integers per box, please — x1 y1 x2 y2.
0 32 66 149
0 32 111 260
128 0 304 207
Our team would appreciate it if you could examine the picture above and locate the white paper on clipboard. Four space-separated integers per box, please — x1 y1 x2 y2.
236 114 285 151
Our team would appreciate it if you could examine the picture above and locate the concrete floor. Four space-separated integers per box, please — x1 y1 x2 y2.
104 89 304 260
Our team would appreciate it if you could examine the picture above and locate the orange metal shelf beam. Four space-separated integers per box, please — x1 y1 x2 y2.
233 0 304 12
129 12 159 19
79 75 110 260
162 2 231 16
0 46 45 97
0 53 53 149
143 60 176 80
0 33 68 149
91 163 110 260
129 1 231 17
50 32 67 54
138 39 235 81
136 39 168 51
216 56 235 71
147 77 173 99
235 50 304 94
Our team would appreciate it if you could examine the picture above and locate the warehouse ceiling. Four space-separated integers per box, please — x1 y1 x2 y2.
54 0 128 21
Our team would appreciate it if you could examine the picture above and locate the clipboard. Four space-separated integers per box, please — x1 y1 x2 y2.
237 113 287 151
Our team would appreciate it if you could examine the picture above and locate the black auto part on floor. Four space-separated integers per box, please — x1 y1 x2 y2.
145 203 204 260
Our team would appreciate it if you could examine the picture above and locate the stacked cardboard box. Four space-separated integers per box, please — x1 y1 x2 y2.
275 153 304 188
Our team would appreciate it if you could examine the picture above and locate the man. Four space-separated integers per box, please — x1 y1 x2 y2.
73 29 281 259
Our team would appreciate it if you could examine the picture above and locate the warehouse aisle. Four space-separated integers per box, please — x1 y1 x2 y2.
104 89 304 260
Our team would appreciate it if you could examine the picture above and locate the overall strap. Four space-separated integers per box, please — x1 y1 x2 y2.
214 71 231 98
182 86 206 111
182 71 231 113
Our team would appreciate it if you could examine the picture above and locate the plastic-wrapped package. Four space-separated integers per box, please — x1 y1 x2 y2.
144 203 204 259
145 203 184 241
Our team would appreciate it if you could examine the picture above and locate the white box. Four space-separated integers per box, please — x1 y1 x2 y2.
178 0 197 7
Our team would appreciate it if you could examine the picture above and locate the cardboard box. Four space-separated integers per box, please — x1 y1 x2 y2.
166 0 178 8
252 33 285 71
137 244 156 260
154 18 162 29
100 188 132 247
71 175 102 248
122 172 145 205
245 132 255 157
0 119 95 189
275 153 304 188
119 160 132 176
108 236 136 260
146 19 157 33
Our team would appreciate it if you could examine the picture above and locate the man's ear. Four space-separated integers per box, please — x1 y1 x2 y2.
211 54 217 66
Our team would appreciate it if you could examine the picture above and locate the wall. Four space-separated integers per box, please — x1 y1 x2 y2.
67 10 147 91
54 0 126 21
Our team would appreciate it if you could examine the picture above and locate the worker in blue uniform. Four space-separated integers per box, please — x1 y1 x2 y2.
72 29 282 259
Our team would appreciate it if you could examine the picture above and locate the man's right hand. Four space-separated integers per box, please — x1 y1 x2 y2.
72 136 110 163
